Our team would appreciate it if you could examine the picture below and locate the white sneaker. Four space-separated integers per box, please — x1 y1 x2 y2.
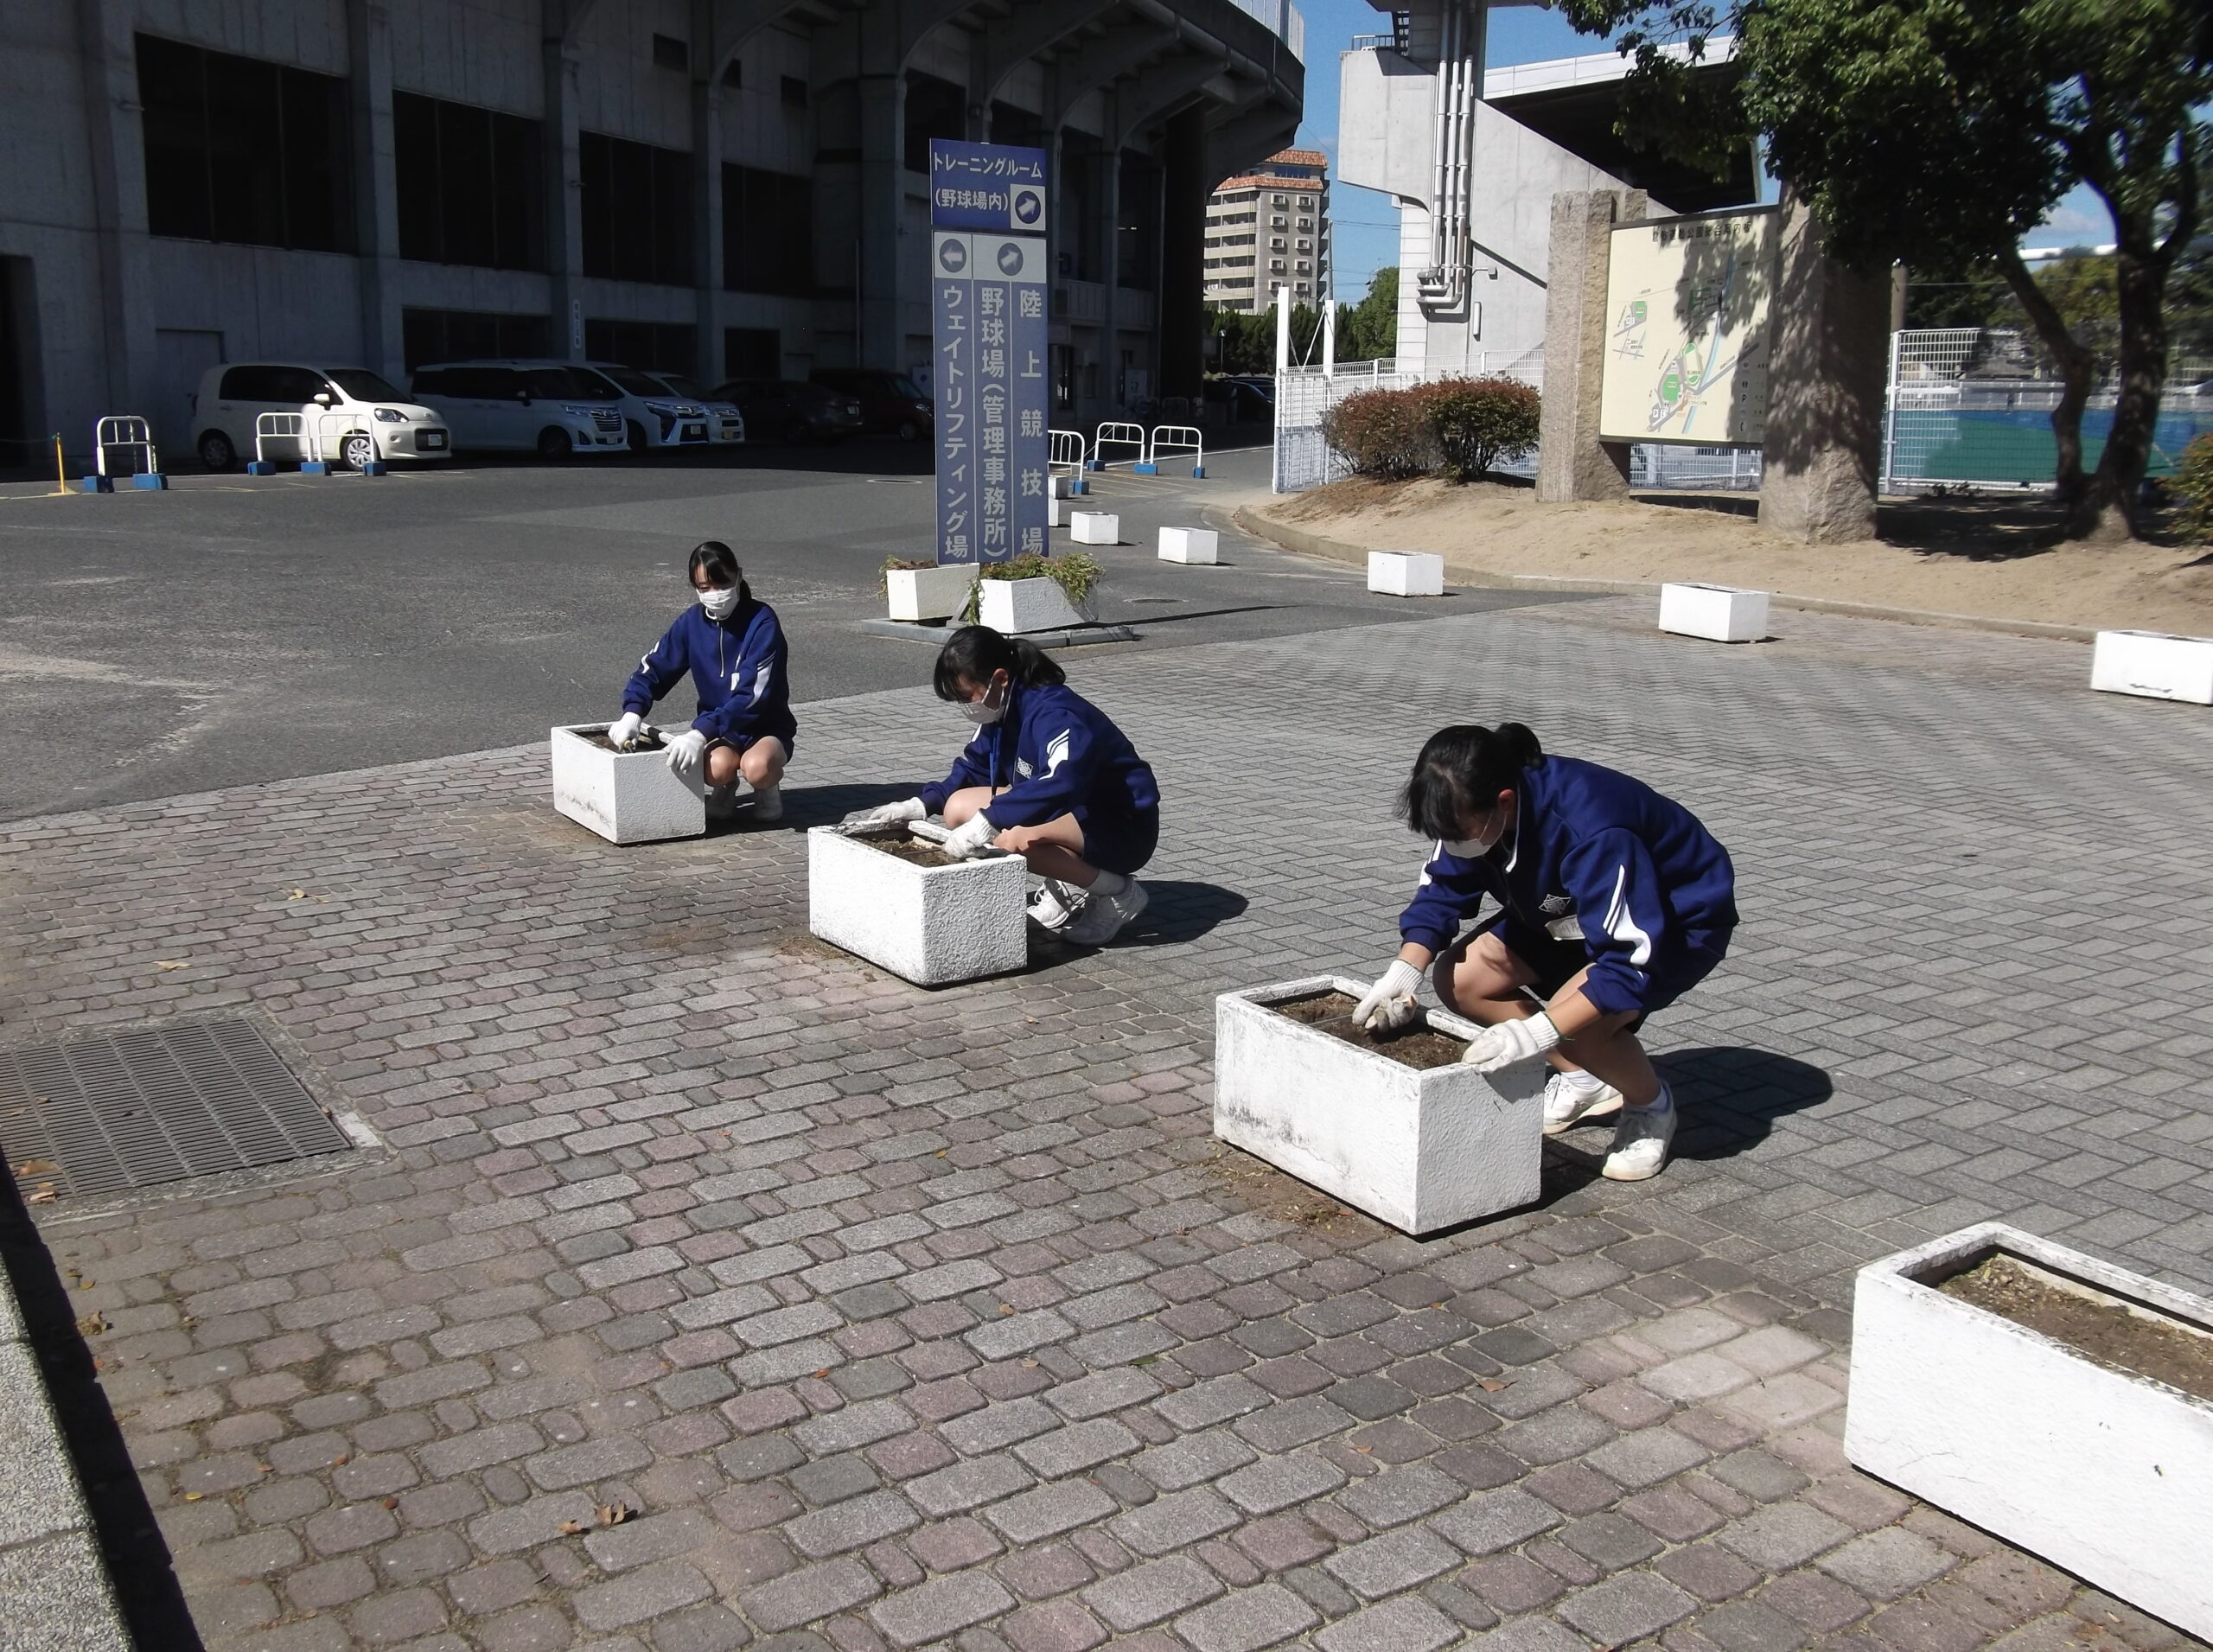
705 785 739 820
1065 879 1149 945
1603 1095 1677 1182
1542 1072 1625 1136
1028 879 1087 931
749 782 783 823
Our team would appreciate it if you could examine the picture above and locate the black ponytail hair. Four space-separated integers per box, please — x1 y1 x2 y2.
932 624 1067 700
1398 723 1543 839
688 540 752 605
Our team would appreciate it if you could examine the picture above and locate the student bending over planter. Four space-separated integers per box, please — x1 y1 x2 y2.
841 626 1159 945
609 540 796 821
1350 722 1737 1183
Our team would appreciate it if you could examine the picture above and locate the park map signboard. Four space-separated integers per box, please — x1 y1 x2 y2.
930 139 1050 566
1599 205 1780 447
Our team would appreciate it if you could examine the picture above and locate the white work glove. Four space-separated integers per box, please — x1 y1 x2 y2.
607 711 646 749
1460 1012 1562 1073
1353 960 1425 1032
664 729 709 779
941 812 1000 859
840 797 928 833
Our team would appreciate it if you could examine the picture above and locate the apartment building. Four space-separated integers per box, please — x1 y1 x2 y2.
1203 147 1330 312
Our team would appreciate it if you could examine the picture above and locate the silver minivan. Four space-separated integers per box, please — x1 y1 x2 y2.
192 362 450 471
409 361 628 458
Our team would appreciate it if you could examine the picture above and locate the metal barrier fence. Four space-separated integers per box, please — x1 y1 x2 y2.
1883 328 2213 492
1048 429 1087 478
1090 422 1146 469
94 416 157 478
1141 425 1203 477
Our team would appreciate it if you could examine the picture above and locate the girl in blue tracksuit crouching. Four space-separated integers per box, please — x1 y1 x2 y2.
609 541 797 820
842 627 1159 945
1352 722 1736 1183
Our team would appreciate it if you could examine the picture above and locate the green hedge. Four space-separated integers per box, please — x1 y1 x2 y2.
1318 378 1541 483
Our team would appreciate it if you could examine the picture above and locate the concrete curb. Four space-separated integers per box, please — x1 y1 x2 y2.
1233 507 2101 646
0 1251 132 1649
856 617 1140 650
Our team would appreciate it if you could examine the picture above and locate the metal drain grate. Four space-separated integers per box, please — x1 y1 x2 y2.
0 1019 350 1202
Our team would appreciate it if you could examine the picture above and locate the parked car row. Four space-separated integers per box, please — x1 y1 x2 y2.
187 359 902 470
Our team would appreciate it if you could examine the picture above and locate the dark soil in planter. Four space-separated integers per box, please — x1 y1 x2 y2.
1939 1252 2213 1403
851 830 961 868
1276 991 1469 1070
580 729 667 753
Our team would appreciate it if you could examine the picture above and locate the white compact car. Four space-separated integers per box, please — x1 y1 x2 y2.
581 362 713 451
191 362 450 471
647 373 745 445
408 361 629 458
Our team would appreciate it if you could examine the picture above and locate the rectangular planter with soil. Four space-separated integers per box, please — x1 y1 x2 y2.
1213 976 1547 1235
549 723 705 845
1846 1222 2213 1640
886 564 978 623
807 825 1029 986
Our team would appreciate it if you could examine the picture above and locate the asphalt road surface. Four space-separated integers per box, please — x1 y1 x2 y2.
0 441 1576 820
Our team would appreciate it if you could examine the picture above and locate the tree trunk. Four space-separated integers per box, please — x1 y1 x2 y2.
1996 248 2097 533
2081 239 2171 541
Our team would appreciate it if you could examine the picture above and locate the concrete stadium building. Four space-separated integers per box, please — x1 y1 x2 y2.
0 0 1304 469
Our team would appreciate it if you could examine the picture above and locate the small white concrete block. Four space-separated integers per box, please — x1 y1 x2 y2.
1048 494 1063 528
1069 511 1120 545
885 564 977 623
1158 526 1219 564
1366 551 1445 597
1051 475 1075 498
1846 1222 2213 1641
1659 581 1770 642
979 574 1085 635
1213 976 1547 1234
807 826 1028 986
2090 629 2213 705
549 724 705 845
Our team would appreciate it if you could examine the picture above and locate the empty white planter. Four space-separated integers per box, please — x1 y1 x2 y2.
1213 975 1547 1235
2090 629 2213 705
1069 511 1120 545
807 826 1028 986
549 724 705 845
1846 1222 2213 1640
1367 551 1445 597
886 564 977 624
979 575 1086 635
1659 582 1770 642
1159 526 1218 564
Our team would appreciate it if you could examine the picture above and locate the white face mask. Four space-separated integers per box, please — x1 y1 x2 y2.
698 584 741 621
1443 812 1507 859
959 679 1008 725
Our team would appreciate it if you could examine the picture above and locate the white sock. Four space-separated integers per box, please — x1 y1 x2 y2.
1087 870 1128 896
1628 1082 1674 1115
1558 1068 1607 1096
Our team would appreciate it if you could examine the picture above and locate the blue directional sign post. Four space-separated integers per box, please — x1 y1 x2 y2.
929 139 1049 567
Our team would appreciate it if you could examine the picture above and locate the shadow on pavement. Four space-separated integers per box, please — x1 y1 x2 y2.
0 1180 205 1649
1118 880 1249 946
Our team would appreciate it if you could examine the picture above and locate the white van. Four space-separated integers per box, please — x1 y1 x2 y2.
580 362 713 450
408 361 629 458
191 362 450 472
643 373 745 445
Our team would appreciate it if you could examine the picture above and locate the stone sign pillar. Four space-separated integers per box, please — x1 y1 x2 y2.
1761 191 1889 543
1537 188 1646 504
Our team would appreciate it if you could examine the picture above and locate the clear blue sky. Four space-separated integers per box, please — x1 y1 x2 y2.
1293 0 2114 303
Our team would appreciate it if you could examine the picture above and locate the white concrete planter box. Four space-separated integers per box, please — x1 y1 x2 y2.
549 724 704 845
1659 582 1770 642
1159 526 1219 564
1213 975 1547 1235
2090 629 2213 705
885 564 977 623
1846 1222 2213 1640
979 575 1087 635
807 826 1028 986
1069 511 1120 545
1367 551 1445 597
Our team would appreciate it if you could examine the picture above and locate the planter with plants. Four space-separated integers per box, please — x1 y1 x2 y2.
965 552 1103 635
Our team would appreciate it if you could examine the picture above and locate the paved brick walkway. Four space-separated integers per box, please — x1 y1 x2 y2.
3 596 2208 1652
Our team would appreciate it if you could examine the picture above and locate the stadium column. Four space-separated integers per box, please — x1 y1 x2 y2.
692 0 724 387
1158 106 1208 400
348 0 405 384
74 0 159 424
543 16 588 360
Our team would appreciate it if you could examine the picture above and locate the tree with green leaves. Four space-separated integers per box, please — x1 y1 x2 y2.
1558 0 2210 540
1337 267 1401 363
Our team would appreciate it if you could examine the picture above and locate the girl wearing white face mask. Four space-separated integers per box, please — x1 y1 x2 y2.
840 627 1161 946
1350 722 1737 1183
608 541 795 820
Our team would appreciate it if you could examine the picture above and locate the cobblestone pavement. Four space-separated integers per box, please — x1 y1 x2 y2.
2 596 2209 1652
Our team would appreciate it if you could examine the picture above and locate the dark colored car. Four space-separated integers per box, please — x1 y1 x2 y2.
1204 375 1275 424
713 379 864 444
811 368 933 441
